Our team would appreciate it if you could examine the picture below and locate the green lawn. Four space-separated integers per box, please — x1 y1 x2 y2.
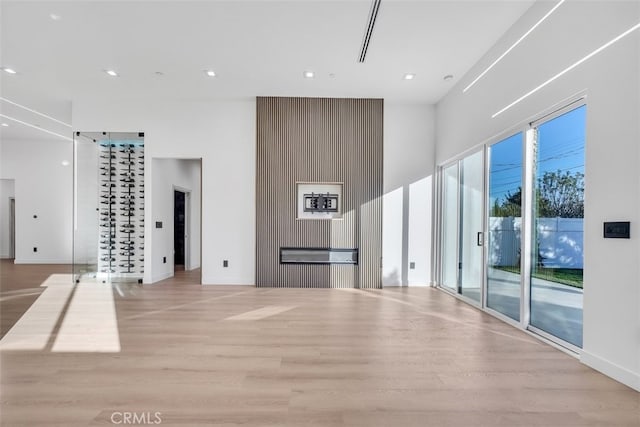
495 266 583 289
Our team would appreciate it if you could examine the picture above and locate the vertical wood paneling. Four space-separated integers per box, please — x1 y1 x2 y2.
256 97 382 288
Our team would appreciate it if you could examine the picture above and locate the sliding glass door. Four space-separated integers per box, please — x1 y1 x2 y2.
530 105 586 348
487 133 523 321
458 151 484 303
439 150 484 304
441 163 459 292
438 100 586 350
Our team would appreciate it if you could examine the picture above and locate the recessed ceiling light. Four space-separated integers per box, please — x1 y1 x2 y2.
2 68 17 74
303 71 315 79
205 70 216 77
1 123 8 127
61 160 70 166
444 74 454 81
403 73 415 80
50 13 62 21
105 70 118 77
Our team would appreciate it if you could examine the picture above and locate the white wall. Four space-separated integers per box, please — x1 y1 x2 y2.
436 1 640 390
151 158 201 283
74 99 435 286
0 139 73 263
73 99 256 285
0 179 16 258
383 103 436 286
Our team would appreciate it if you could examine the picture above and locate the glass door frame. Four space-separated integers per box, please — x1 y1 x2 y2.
525 98 586 354
483 129 528 329
435 95 586 354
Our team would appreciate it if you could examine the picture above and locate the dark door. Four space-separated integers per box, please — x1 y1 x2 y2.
174 191 185 266
9 198 15 259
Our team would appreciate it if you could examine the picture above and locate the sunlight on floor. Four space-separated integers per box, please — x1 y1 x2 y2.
0 274 74 351
224 305 296 321
51 280 120 353
0 274 121 353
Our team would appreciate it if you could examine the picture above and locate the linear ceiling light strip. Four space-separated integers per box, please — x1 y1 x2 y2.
0 113 73 141
463 0 566 93
0 97 72 128
359 0 382 63
492 21 640 118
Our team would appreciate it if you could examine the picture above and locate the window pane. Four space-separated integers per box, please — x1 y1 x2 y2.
441 163 459 290
459 150 484 303
531 105 585 347
487 133 523 321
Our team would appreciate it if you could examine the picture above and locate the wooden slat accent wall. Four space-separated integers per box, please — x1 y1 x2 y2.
256 97 383 288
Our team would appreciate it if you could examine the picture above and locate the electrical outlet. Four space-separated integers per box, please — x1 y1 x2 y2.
223 260 228 267
409 262 415 269
33 247 38 253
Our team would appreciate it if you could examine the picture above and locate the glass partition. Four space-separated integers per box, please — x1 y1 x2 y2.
73 134 100 281
73 132 145 283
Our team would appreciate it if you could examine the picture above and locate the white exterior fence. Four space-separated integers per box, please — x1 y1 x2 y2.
488 217 583 269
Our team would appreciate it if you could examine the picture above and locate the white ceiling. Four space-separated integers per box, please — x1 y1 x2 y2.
0 0 535 142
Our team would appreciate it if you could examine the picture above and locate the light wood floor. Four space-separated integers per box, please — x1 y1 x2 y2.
1 261 638 426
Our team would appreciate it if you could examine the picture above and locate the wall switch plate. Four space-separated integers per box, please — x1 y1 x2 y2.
163 256 166 263
155 221 162 228
223 260 228 267
409 262 415 269
604 221 630 238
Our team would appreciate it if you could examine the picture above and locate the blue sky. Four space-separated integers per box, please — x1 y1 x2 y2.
489 105 586 204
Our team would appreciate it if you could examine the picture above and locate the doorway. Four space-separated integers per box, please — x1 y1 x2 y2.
151 158 202 284
174 190 187 270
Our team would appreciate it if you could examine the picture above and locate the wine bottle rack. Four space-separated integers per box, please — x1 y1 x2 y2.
97 140 144 278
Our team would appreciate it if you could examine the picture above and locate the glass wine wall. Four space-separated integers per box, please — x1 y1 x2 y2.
98 138 145 277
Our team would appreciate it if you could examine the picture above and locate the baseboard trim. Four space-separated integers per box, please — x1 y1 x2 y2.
150 271 174 284
581 350 640 391
201 282 254 286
